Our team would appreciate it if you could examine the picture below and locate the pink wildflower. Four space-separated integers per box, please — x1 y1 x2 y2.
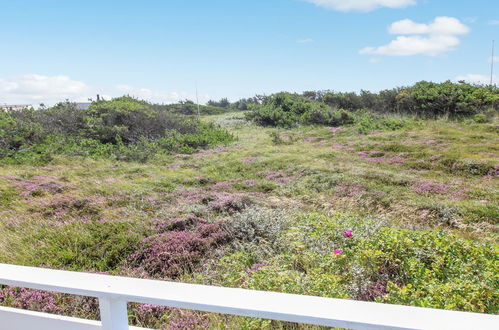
334 249 343 255
344 230 353 238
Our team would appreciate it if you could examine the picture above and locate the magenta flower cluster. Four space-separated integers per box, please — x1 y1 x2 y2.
0 286 59 313
257 171 294 184
248 263 269 272
207 192 251 213
410 180 450 195
11 176 64 197
168 311 209 329
129 219 228 278
333 230 353 256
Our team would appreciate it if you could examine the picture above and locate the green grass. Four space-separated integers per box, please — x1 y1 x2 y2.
0 113 498 328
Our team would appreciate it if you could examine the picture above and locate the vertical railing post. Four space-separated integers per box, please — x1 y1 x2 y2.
99 297 129 330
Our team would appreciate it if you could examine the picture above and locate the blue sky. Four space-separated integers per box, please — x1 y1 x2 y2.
1 0 498 105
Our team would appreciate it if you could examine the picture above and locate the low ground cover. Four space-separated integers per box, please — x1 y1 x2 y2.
0 108 497 328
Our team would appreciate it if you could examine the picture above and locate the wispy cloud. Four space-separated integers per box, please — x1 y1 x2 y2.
369 58 382 64
296 38 314 43
455 74 497 85
303 0 416 12
0 74 89 105
0 73 207 106
360 17 470 56
488 20 499 25
116 84 208 104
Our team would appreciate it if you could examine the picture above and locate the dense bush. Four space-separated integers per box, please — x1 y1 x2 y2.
0 96 234 163
322 81 499 118
245 92 353 128
245 82 497 128
153 100 230 115
210 212 497 314
245 92 421 132
207 98 230 109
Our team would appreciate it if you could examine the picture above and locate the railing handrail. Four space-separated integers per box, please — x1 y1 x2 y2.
0 263 497 330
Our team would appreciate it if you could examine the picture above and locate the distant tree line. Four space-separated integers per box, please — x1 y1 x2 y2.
246 81 499 128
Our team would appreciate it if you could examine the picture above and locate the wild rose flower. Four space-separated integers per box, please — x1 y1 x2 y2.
333 249 343 255
344 230 353 238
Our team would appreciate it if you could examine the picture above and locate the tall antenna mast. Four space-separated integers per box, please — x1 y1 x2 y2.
491 40 495 86
195 81 200 117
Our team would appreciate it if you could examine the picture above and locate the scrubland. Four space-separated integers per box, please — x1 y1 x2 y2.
0 83 498 329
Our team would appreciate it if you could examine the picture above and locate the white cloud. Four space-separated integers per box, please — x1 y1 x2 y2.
115 84 209 104
388 17 469 35
361 17 469 56
464 17 478 24
303 0 416 12
0 73 206 106
455 74 497 85
361 35 461 56
490 56 499 63
296 38 314 43
0 74 89 105
488 20 499 25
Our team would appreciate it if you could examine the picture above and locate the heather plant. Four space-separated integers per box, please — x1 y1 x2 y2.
130 303 170 328
128 221 228 278
12 175 65 197
206 192 252 213
410 180 451 195
0 286 59 313
0 286 100 320
1 91 498 329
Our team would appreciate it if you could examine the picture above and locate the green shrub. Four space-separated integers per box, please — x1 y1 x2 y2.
321 81 499 118
154 101 230 115
245 92 334 127
0 97 234 163
212 213 497 313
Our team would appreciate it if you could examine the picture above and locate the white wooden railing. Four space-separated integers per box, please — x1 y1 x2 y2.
0 263 497 330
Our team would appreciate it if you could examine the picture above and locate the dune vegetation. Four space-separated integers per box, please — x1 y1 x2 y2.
0 81 498 329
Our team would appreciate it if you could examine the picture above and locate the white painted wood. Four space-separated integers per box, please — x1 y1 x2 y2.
99 298 129 330
0 306 149 330
0 263 498 330
0 306 101 330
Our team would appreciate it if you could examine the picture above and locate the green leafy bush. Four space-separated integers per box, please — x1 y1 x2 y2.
245 92 335 127
0 97 234 163
323 81 499 118
209 212 497 314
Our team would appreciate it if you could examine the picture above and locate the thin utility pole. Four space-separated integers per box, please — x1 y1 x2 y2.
195 82 200 117
491 40 495 86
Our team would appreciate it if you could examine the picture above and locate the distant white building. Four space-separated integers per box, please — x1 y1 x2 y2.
0 104 33 111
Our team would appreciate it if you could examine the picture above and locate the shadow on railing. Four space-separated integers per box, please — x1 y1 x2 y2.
0 263 497 330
